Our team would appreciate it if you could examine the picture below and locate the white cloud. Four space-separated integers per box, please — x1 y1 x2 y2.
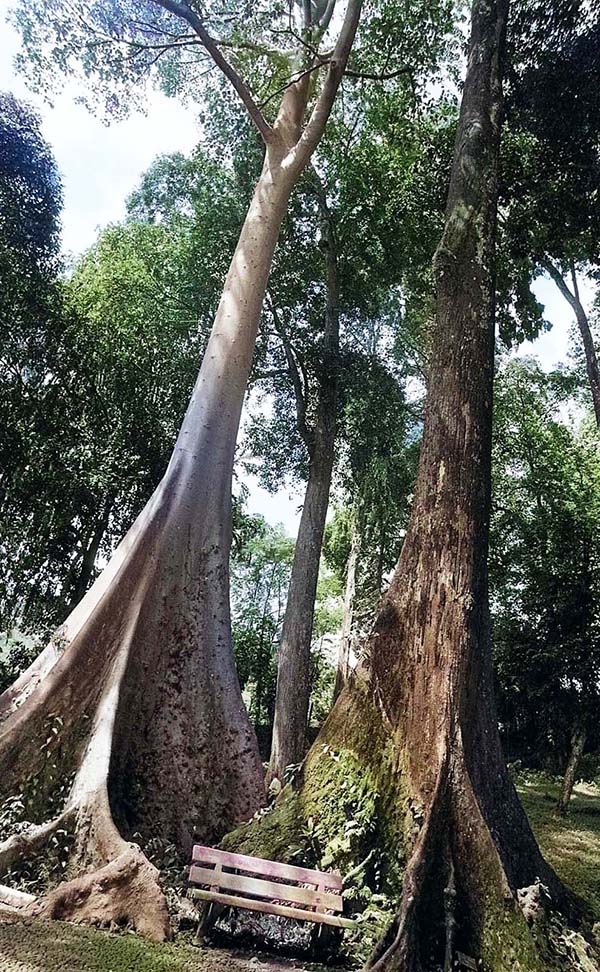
516 273 596 372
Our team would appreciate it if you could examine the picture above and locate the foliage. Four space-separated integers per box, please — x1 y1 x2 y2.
490 358 600 771
231 516 294 730
495 1 600 345
230 514 343 738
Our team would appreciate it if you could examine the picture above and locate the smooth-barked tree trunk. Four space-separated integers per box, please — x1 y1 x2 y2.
544 260 600 426
268 180 340 783
227 3 594 968
0 0 362 937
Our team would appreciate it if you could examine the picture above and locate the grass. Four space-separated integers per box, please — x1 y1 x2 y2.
0 919 339 972
517 778 600 918
0 780 599 970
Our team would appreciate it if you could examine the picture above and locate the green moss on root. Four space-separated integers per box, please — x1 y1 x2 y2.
223 679 416 964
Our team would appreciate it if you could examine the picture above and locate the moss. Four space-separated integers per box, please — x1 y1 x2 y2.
221 790 308 864
0 919 341 972
479 895 551 972
223 681 416 966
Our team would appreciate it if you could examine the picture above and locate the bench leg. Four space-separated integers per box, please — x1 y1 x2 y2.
195 901 226 943
309 922 344 960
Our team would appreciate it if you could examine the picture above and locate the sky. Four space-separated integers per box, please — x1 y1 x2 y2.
0 3 594 537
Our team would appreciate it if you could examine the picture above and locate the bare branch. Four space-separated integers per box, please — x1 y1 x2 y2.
259 60 330 111
318 0 337 31
151 0 272 142
543 258 578 312
345 64 414 81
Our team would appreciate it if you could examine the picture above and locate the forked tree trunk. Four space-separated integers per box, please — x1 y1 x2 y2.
268 184 339 783
545 261 600 426
227 3 593 968
556 725 586 817
0 68 355 937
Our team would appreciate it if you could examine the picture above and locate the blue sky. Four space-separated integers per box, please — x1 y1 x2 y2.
0 2 593 533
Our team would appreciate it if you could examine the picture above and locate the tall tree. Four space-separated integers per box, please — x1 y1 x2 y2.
228 2 595 967
0 0 361 937
257 81 450 780
268 172 340 782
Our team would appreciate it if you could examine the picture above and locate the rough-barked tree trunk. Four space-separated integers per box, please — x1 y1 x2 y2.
227 2 595 968
0 1 362 939
544 260 600 426
556 724 586 817
268 176 340 783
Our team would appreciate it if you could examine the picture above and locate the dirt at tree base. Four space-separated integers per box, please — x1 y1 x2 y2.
0 919 352 972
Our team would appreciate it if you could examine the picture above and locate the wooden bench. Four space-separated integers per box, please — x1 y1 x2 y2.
188 845 356 951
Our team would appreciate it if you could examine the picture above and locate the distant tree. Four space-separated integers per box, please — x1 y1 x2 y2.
326 352 419 698
490 358 600 813
230 517 294 735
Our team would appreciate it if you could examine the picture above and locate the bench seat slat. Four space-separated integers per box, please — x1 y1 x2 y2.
191 845 342 891
189 888 357 929
189 865 342 912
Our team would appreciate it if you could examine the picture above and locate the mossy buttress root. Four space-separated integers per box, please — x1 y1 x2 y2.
223 679 599 972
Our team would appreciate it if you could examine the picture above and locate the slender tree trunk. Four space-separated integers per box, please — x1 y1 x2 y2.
333 504 361 701
66 497 113 611
556 724 586 817
228 4 590 968
545 261 600 425
268 184 339 783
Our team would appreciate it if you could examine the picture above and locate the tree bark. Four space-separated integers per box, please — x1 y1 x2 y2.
226 3 593 968
556 725 586 817
544 261 600 426
333 503 361 701
268 182 339 782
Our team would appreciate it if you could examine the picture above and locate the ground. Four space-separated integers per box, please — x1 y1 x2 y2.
0 920 344 972
517 777 600 919
0 778 598 972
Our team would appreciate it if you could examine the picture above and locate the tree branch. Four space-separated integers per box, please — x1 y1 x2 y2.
543 257 578 312
259 60 330 111
345 64 413 81
292 0 363 169
151 0 272 142
266 295 313 452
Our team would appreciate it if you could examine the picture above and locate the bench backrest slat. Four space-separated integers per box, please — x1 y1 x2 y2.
191 845 342 892
189 864 342 912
